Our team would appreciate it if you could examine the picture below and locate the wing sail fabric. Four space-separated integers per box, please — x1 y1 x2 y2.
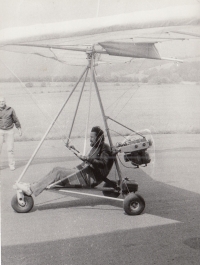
0 4 199 46
99 42 161 60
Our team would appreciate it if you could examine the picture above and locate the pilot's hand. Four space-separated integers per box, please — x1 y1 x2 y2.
77 154 88 161
66 144 80 153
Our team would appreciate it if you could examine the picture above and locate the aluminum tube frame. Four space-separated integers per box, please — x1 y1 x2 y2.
83 57 93 155
107 116 145 138
92 56 123 182
66 67 89 146
17 65 89 183
16 52 123 185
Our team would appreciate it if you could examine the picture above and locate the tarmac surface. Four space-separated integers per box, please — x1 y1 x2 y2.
1 134 200 265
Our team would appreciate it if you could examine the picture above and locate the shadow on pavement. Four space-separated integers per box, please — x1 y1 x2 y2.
2 157 200 265
2 218 200 265
30 164 200 225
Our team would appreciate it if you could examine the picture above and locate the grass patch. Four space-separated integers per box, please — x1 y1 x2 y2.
1 83 199 142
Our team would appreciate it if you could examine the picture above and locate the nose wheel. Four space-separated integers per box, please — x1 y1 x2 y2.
11 193 34 213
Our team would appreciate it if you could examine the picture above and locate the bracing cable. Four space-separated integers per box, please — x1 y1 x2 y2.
0 59 74 146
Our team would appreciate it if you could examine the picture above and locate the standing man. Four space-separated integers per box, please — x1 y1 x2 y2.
0 96 22 170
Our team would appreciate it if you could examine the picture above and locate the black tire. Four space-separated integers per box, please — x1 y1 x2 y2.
11 194 34 213
102 182 120 198
123 193 145 215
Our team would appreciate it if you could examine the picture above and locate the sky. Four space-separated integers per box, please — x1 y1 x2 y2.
0 0 199 80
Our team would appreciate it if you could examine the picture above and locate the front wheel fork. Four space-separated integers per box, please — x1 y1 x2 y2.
17 190 26 206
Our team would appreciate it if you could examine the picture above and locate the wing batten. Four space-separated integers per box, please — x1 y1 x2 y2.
169 30 200 38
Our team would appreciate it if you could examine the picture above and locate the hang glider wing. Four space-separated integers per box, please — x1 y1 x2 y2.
0 4 200 64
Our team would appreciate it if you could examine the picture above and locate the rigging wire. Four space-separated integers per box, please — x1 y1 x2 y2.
108 25 171 126
1 49 88 66
68 58 146 141
83 133 104 158
151 27 179 133
49 30 163 143
1 24 177 150
0 59 70 145
112 84 142 120
110 60 146 120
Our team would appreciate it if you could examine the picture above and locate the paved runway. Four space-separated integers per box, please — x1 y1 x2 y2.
1 135 200 265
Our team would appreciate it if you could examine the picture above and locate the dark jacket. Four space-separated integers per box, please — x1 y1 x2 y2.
0 105 21 130
87 142 114 180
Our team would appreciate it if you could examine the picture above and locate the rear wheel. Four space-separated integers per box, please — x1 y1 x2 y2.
102 182 120 198
11 194 34 213
123 193 145 215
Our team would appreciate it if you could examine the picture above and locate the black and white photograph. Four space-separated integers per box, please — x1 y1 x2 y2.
0 0 200 264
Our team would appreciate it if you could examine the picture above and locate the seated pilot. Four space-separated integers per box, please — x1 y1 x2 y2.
16 126 119 196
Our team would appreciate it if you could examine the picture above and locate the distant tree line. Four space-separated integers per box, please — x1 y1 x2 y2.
141 61 200 84
1 61 199 84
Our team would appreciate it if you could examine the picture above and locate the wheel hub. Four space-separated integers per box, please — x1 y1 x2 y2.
130 201 139 211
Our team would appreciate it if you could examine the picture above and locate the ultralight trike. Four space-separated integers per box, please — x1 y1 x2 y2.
11 50 151 215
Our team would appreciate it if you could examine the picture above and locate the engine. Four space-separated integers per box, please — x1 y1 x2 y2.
124 149 151 166
116 137 151 167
